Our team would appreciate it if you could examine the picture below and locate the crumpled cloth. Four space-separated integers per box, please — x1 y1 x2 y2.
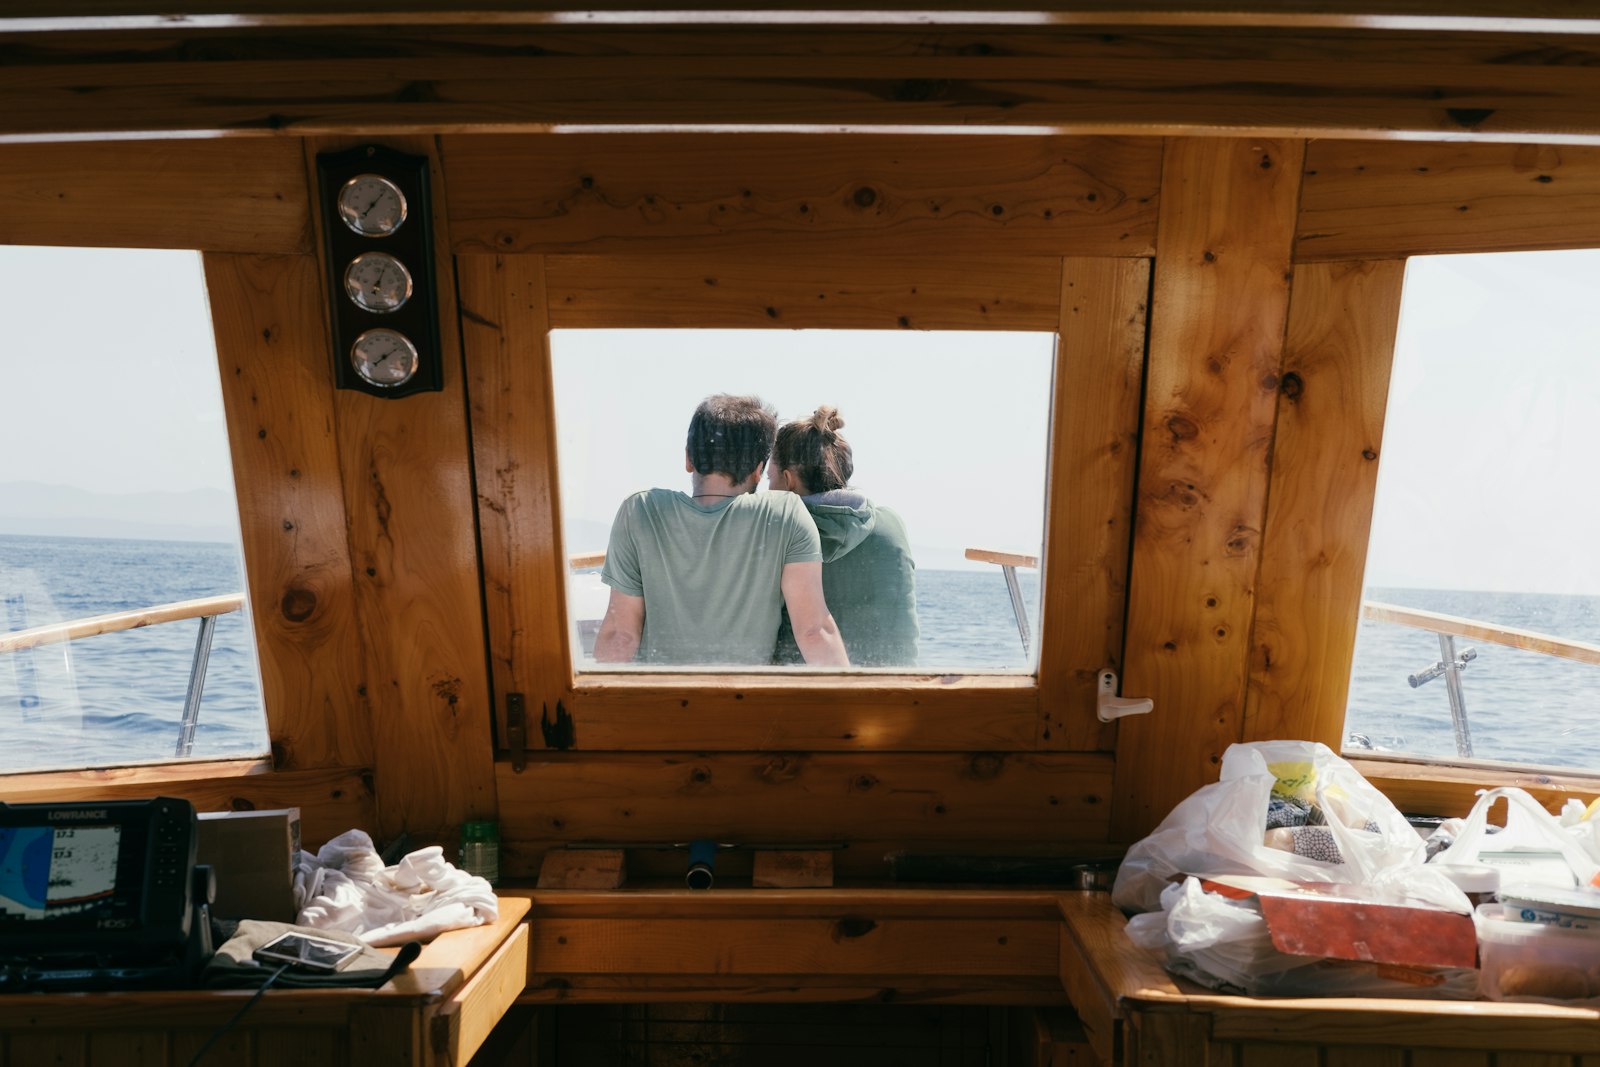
294 829 498 946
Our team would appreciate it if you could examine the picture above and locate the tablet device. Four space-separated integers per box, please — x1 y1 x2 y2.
251 932 362 972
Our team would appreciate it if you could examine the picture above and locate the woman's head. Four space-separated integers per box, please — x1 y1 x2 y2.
769 405 853 494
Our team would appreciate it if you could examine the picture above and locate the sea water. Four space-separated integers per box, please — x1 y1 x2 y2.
3 533 1597 775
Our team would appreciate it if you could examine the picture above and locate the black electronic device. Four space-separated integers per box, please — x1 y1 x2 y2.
0 796 203 987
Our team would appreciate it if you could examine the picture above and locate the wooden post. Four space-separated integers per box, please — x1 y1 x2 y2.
1113 137 1305 841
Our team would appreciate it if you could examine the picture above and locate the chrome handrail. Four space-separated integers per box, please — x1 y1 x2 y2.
0 593 246 757
1360 600 1600 758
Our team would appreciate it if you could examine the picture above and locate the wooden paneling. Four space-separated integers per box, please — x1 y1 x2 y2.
1244 260 1405 746
12 28 1600 142
1358 755 1600 818
205 252 373 771
1113 137 1304 841
308 135 497 839
1298 141 1600 261
458 253 571 743
1037 256 1149 750
0 140 309 253
445 134 1159 258
496 752 1114 872
544 254 1065 330
0 762 375 847
556 676 1040 751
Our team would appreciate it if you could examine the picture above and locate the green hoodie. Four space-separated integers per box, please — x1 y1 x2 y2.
774 490 919 667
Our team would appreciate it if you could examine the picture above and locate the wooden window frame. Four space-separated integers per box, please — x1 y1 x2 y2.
463 251 1150 754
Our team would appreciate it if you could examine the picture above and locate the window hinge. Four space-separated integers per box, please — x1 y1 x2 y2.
505 692 527 772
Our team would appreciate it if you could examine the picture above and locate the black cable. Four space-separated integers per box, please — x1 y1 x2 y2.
185 963 289 1067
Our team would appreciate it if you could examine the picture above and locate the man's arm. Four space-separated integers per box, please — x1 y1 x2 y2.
780 561 849 667
593 589 645 663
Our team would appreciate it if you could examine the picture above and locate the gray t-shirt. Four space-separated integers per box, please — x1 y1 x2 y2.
601 489 823 665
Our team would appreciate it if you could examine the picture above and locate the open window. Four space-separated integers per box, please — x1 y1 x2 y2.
1344 249 1600 773
550 328 1053 674
0 246 268 774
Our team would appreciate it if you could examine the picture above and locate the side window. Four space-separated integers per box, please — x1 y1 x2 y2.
0 246 268 774
1344 250 1600 771
550 329 1054 673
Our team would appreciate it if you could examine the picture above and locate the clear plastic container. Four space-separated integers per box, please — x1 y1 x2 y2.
459 819 500 886
1475 903 1600 1001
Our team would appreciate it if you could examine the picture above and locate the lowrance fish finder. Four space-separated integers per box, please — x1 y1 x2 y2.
0 796 207 990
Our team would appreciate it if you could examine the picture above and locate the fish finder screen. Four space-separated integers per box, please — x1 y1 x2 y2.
0 825 122 921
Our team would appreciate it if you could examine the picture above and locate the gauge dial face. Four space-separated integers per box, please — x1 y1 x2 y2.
337 173 408 237
343 252 413 313
350 328 420 388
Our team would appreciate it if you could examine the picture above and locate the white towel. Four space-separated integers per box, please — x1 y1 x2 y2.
294 829 499 946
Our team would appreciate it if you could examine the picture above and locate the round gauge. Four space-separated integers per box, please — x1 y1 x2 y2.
336 173 408 237
343 252 413 313
350 328 420 388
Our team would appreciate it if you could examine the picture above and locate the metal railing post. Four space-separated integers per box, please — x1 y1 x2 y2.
174 613 218 758
1002 563 1031 656
1438 632 1473 758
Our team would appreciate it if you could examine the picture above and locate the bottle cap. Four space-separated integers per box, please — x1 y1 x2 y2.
461 819 498 842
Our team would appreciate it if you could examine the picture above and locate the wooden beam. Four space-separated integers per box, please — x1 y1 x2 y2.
1298 141 1600 261
1037 256 1148 751
458 253 573 746
544 254 1068 331
9 29 1600 143
307 136 497 839
1113 137 1304 841
445 134 1159 259
205 252 374 771
0 140 310 253
1244 260 1404 746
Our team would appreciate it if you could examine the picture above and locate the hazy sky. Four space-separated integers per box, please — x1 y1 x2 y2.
4 244 1599 593
0 247 233 496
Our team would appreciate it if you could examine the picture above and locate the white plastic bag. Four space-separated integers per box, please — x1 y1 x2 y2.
1113 740 1468 914
1433 787 1600 889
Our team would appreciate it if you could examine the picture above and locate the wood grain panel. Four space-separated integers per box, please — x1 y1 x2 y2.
205 252 373 771
496 752 1113 859
555 676 1039 751
527 917 1056 976
1244 260 1405 746
3 1032 84 1067
1298 141 1600 261
444 134 1159 258
458 253 571 743
0 140 309 254
1037 256 1149 750
0 762 375 848
1206 1001 1600 1054
1357 756 1600 819
544 254 1064 330
308 135 497 840
87 1031 165 1067
520 973 1064 1004
1112 137 1304 841
12 29 1600 143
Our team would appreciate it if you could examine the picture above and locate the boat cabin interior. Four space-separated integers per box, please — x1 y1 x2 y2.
5 3 1600 1064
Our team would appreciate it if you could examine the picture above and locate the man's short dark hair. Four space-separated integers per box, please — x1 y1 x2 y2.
686 394 777 481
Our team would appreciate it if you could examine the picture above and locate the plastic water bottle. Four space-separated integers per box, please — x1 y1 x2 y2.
459 819 500 886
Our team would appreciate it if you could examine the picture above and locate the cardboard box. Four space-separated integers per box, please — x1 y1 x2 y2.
197 808 301 922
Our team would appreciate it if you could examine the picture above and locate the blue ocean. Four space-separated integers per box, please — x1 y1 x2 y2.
2 534 1597 776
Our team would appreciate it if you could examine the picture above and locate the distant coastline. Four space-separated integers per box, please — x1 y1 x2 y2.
0 481 236 545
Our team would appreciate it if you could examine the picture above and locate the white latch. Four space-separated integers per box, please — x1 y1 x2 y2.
1097 669 1154 723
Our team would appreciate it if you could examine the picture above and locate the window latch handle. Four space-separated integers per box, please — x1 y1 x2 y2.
1097 669 1154 723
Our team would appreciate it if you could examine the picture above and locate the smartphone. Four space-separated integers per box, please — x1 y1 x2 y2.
251 931 363 972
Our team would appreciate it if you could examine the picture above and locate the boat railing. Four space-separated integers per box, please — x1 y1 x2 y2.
0 593 245 758
964 547 1038 655
1358 601 1600 758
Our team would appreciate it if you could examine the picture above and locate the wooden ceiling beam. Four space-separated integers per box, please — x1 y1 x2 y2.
6 25 1600 143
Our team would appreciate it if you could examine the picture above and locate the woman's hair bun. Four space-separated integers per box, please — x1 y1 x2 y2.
811 405 845 434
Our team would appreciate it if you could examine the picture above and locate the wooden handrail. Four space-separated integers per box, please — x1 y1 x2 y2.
964 547 1040 569
569 551 606 571
1362 600 1600 667
0 593 244 655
